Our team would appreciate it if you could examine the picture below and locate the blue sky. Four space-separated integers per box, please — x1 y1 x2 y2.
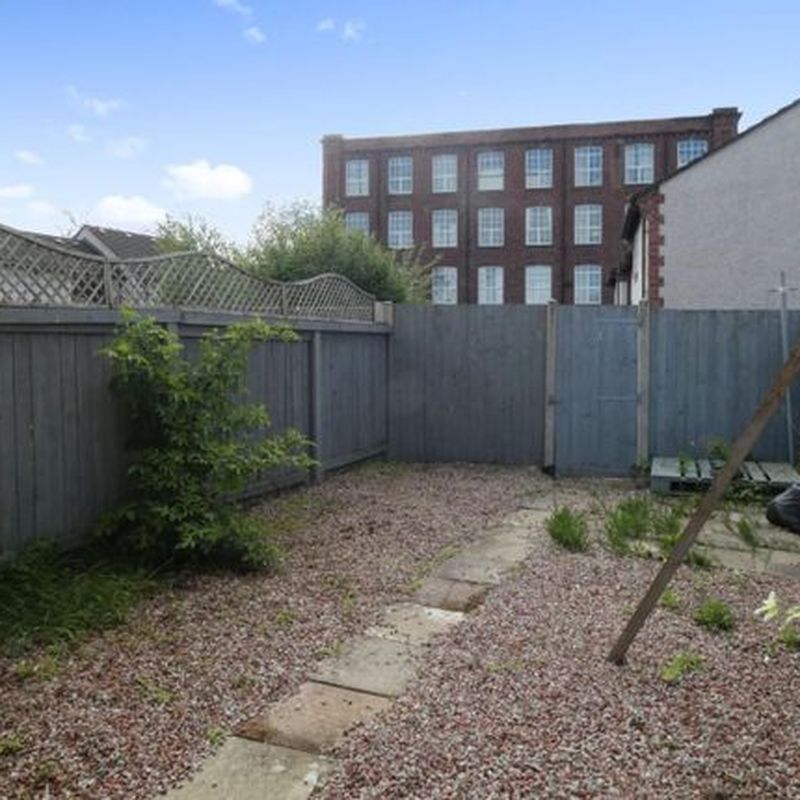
1 0 799 242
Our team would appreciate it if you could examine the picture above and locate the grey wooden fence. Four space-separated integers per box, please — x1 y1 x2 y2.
389 305 547 464
4 303 800 560
0 308 389 560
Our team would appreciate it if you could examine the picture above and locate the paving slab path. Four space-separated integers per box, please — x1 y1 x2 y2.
162 508 545 799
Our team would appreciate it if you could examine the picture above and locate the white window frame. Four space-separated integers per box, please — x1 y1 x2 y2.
345 159 369 197
387 210 413 249
477 208 504 247
388 156 413 195
574 204 603 245
477 151 504 191
432 154 458 193
525 148 553 189
574 264 602 305
525 265 552 305
432 209 458 248
677 138 709 168
344 211 370 235
624 143 655 185
431 266 458 305
574 145 603 187
525 206 553 246
478 266 504 305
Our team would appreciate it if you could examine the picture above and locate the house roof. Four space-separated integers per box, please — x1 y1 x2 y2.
620 95 800 244
23 230 102 257
76 225 162 259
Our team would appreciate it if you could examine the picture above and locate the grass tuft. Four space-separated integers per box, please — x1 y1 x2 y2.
659 588 682 611
546 507 588 552
694 598 736 632
660 651 705 685
0 542 157 656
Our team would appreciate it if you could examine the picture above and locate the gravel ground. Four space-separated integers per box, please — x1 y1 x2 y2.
320 494 800 800
0 463 536 800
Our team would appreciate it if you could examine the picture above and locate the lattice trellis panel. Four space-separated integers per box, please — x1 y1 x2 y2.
0 224 378 323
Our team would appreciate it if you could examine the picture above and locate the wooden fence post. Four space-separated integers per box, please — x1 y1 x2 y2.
543 301 558 472
309 330 324 484
636 301 651 467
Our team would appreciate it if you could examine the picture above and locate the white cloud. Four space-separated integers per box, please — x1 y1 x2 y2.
106 136 146 159
163 159 252 200
213 0 252 18
341 19 366 42
316 17 335 31
15 149 43 166
66 85 124 117
243 25 265 44
67 124 90 143
0 184 35 199
94 195 166 227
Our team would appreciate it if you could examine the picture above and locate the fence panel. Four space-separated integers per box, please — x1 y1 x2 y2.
389 305 547 464
650 310 800 461
555 306 639 475
0 309 390 560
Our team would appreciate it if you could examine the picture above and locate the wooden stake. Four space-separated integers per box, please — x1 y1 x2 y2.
608 336 800 665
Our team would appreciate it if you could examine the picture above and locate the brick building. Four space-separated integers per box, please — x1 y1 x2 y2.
322 108 739 305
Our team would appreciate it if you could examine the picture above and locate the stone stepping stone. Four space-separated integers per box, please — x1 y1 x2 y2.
163 739 329 800
412 577 490 612
695 544 800 579
236 682 392 753
433 533 532 585
365 603 465 646
310 635 423 697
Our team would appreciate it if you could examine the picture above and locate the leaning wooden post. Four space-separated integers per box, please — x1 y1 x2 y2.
608 335 800 665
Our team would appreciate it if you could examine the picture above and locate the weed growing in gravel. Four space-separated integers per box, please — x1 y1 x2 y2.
13 650 62 682
660 651 705 685
0 733 28 757
273 608 296 628
605 497 657 554
136 676 175 706
0 542 156 656
546 507 588 552
660 589 682 611
485 658 525 674
694 598 736 632
206 728 226 747
735 515 759 549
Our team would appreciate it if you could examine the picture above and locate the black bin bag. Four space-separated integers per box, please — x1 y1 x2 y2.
766 483 800 534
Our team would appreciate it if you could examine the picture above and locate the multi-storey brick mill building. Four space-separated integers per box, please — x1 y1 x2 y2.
322 107 739 305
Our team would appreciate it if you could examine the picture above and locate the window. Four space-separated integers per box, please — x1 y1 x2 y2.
478 208 504 247
388 156 413 194
432 154 458 193
432 209 458 248
574 264 602 305
574 204 603 245
478 266 504 305
677 138 708 168
344 212 370 235
625 143 655 184
525 266 552 305
574 145 603 187
525 206 552 246
477 151 504 190
525 148 553 188
432 266 458 305
345 159 369 197
387 210 413 248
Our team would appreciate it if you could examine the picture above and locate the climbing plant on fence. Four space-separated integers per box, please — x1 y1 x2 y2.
99 311 313 569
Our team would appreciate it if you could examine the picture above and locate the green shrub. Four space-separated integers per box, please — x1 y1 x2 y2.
694 598 736 632
0 542 155 655
605 497 651 554
100 312 312 569
660 651 705 684
546 507 588 552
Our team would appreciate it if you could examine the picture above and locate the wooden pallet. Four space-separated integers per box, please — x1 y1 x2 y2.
650 456 800 495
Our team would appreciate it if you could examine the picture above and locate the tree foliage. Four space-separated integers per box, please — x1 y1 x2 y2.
100 311 312 569
155 204 435 303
